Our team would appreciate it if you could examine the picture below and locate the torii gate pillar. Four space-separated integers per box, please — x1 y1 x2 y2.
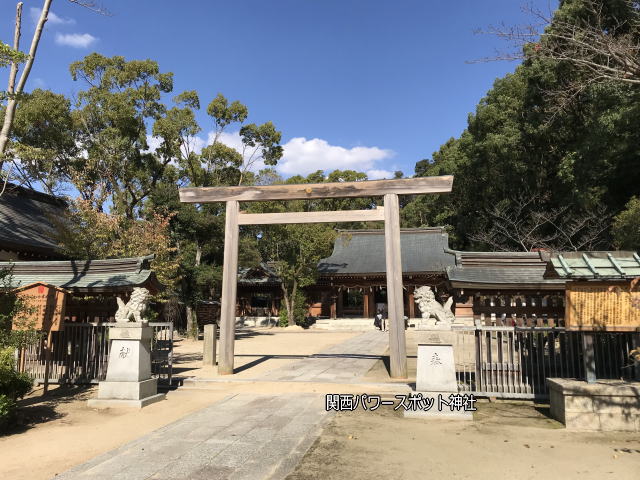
384 193 407 378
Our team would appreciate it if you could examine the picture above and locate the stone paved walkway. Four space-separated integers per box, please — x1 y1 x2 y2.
54 331 390 480
257 330 389 383
55 393 329 480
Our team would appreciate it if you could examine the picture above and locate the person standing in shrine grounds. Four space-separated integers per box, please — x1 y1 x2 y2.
374 310 384 331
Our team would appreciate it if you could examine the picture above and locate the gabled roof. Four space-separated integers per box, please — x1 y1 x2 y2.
547 251 640 280
238 263 281 285
446 250 565 289
0 183 67 258
317 228 455 276
0 256 162 293
12 282 70 294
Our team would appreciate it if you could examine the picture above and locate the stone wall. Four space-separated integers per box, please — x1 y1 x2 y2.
548 378 640 432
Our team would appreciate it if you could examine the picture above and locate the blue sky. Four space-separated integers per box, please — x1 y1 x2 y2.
2 0 558 179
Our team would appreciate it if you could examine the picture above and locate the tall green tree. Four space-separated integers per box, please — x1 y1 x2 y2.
408 0 640 251
69 53 175 216
249 170 378 326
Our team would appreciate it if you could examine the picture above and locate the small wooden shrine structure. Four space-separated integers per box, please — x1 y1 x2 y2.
547 251 640 331
446 250 566 326
2 256 163 325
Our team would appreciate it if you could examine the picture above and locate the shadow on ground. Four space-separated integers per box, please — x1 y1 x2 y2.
3 386 94 436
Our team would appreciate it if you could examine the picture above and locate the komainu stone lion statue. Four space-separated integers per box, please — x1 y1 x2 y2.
115 287 151 323
413 286 455 325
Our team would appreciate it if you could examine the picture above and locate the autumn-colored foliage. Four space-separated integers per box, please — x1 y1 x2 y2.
50 199 178 291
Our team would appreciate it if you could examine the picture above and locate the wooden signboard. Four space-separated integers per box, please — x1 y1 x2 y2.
565 281 640 331
12 282 69 332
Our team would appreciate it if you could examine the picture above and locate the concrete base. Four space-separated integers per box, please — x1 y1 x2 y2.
96 378 158 400
88 393 166 409
548 378 640 432
403 392 473 421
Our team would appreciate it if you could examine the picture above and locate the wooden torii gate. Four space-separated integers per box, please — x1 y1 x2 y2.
179 175 453 379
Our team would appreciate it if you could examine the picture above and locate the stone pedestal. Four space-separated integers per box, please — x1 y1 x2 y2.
203 323 217 366
416 344 458 392
405 343 472 420
548 378 640 432
88 323 165 408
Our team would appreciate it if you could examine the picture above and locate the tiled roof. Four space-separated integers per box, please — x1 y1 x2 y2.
446 250 565 289
0 256 162 293
0 183 66 257
317 228 455 275
548 251 640 280
238 263 281 285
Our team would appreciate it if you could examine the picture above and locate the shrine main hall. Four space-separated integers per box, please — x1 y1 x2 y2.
236 227 575 326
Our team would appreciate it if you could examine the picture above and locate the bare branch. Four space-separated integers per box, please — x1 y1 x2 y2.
67 0 112 16
473 0 640 95
7 2 22 96
470 192 611 252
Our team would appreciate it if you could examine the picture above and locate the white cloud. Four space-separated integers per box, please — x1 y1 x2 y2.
206 131 244 154
205 132 396 177
144 135 207 163
55 32 97 48
146 130 396 179
366 169 395 180
144 136 163 153
30 7 76 25
32 78 46 89
278 137 395 177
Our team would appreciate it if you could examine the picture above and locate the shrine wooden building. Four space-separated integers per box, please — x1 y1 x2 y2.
2 256 163 324
311 228 454 319
445 250 567 325
235 228 599 326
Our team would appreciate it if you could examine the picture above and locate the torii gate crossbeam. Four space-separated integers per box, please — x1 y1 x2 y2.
179 175 453 379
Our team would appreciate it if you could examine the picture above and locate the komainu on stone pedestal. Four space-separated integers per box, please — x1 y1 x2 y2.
114 287 151 323
88 288 164 409
414 286 455 326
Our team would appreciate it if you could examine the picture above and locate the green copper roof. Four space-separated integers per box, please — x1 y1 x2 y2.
548 251 640 279
317 228 455 275
0 256 162 293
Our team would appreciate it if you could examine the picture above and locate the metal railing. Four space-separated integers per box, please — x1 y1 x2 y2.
16 322 173 385
452 326 638 399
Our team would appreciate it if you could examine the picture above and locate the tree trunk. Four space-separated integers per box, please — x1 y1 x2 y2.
195 242 202 266
288 281 297 327
186 305 198 340
281 285 291 327
185 242 203 339
0 0 51 170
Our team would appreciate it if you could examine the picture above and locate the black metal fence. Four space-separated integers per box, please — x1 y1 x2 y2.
453 326 639 399
16 322 173 385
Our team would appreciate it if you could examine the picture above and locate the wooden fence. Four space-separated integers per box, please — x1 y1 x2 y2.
452 326 639 399
16 322 173 385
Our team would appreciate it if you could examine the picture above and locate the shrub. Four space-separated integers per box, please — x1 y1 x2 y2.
0 347 32 431
0 267 36 430
279 290 310 327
